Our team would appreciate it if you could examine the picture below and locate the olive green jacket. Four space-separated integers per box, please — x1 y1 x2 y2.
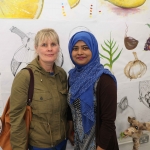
10 57 68 150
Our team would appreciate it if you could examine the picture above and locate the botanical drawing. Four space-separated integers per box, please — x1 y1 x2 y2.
124 24 138 50
124 52 147 80
67 0 80 8
98 0 148 17
115 96 136 138
104 0 146 9
139 80 150 108
10 26 36 76
144 24 150 51
0 0 43 19
100 33 122 73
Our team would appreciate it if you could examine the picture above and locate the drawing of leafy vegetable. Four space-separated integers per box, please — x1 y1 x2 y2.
100 33 123 72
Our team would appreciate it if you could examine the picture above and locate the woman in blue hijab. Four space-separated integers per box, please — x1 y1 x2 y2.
67 31 119 150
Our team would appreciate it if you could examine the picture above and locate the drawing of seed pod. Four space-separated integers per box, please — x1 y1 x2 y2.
124 37 138 50
124 24 138 50
124 52 147 80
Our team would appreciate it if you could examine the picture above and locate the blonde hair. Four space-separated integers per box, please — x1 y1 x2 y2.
34 28 60 47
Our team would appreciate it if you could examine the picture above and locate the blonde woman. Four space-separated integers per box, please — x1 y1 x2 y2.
10 28 68 150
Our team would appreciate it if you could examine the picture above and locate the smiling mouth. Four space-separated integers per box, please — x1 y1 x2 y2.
77 57 85 60
46 54 54 56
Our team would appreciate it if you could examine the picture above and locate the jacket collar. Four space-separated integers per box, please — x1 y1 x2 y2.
29 56 59 75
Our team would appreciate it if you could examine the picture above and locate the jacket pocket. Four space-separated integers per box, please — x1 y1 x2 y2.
31 92 52 114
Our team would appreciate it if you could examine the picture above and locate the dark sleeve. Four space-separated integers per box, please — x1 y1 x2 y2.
67 105 73 121
96 74 117 149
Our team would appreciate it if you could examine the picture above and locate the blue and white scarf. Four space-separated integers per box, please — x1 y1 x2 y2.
68 31 117 134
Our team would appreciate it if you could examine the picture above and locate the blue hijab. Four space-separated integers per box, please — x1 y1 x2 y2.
68 31 117 134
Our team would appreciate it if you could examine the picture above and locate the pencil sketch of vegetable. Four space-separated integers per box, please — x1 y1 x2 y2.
10 26 64 76
139 80 150 108
115 96 136 138
100 33 123 72
124 52 147 80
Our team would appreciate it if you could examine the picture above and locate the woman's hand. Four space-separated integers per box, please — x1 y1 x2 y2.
67 121 74 146
97 146 104 150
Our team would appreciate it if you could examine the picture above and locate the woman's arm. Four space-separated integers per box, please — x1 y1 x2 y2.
67 106 74 146
67 120 74 146
96 74 117 149
9 70 30 150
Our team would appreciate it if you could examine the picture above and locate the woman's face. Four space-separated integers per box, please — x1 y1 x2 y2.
71 40 92 66
35 38 59 65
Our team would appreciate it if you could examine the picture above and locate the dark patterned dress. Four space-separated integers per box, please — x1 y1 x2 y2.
68 87 97 150
68 74 119 150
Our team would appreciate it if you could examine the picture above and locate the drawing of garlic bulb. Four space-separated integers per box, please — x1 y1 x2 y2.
124 52 147 80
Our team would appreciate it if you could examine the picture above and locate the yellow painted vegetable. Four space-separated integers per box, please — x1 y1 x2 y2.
106 0 146 8
0 0 43 19
68 0 80 8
